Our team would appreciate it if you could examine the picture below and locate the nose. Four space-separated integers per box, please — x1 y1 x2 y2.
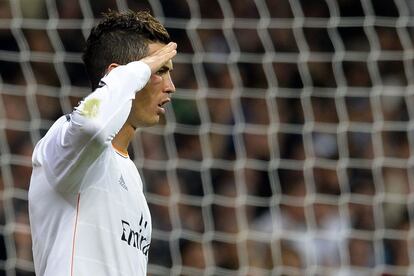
163 73 175 94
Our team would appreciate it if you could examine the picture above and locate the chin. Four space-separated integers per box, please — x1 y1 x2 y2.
137 116 160 128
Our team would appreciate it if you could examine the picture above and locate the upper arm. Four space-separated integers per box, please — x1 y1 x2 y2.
34 61 151 193
35 116 107 194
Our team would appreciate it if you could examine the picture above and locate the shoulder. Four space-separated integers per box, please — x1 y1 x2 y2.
32 115 69 166
45 115 71 137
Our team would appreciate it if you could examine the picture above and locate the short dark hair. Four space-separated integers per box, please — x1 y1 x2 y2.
82 10 171 90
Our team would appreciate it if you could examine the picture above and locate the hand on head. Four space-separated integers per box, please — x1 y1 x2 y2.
140 42 177 74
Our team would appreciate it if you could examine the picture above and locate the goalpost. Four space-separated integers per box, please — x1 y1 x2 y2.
0 0 413 275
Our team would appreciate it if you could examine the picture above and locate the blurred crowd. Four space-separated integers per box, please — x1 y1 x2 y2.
0 0 413 275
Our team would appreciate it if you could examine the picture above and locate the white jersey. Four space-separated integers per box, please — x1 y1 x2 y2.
29 61 152 276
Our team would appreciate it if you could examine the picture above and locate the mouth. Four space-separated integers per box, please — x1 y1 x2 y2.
157 98 171 114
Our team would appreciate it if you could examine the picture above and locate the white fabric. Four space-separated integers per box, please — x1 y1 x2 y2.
29 61 152 276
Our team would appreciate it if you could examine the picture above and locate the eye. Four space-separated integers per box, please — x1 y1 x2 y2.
155 67 169 76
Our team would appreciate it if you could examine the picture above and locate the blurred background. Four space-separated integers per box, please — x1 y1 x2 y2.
0 0 414 275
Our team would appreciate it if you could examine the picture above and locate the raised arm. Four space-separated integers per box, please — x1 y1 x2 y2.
73 42 177 143
34 43 177 193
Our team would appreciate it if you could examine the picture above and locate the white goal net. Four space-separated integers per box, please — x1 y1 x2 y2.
0 0 414 275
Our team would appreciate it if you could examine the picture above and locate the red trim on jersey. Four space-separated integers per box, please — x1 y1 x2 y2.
71 193 81 276
112 143 129 158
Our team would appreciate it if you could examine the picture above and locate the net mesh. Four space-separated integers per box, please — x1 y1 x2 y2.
0 0 414 275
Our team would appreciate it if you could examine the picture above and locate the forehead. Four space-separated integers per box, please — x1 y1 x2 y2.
147 42 173 69
147 42 164 54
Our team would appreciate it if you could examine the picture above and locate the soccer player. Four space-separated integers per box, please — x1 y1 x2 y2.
28 11 177 275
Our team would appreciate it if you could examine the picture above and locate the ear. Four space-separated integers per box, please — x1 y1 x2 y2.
105 63 120 74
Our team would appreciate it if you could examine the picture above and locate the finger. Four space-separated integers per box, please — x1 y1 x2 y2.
152 42 177 56
160 48 177 60
162 42 177 50
155 50 177 68
152 45 177 65
140 43 177 73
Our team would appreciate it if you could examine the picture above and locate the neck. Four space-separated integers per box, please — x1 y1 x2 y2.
112 123 136 155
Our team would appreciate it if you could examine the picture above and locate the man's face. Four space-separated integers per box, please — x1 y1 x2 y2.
127 42 175 128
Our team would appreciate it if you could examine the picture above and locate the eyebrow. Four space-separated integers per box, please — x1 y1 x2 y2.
159 65 172 71
155 60 173 74
157 66 172 75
